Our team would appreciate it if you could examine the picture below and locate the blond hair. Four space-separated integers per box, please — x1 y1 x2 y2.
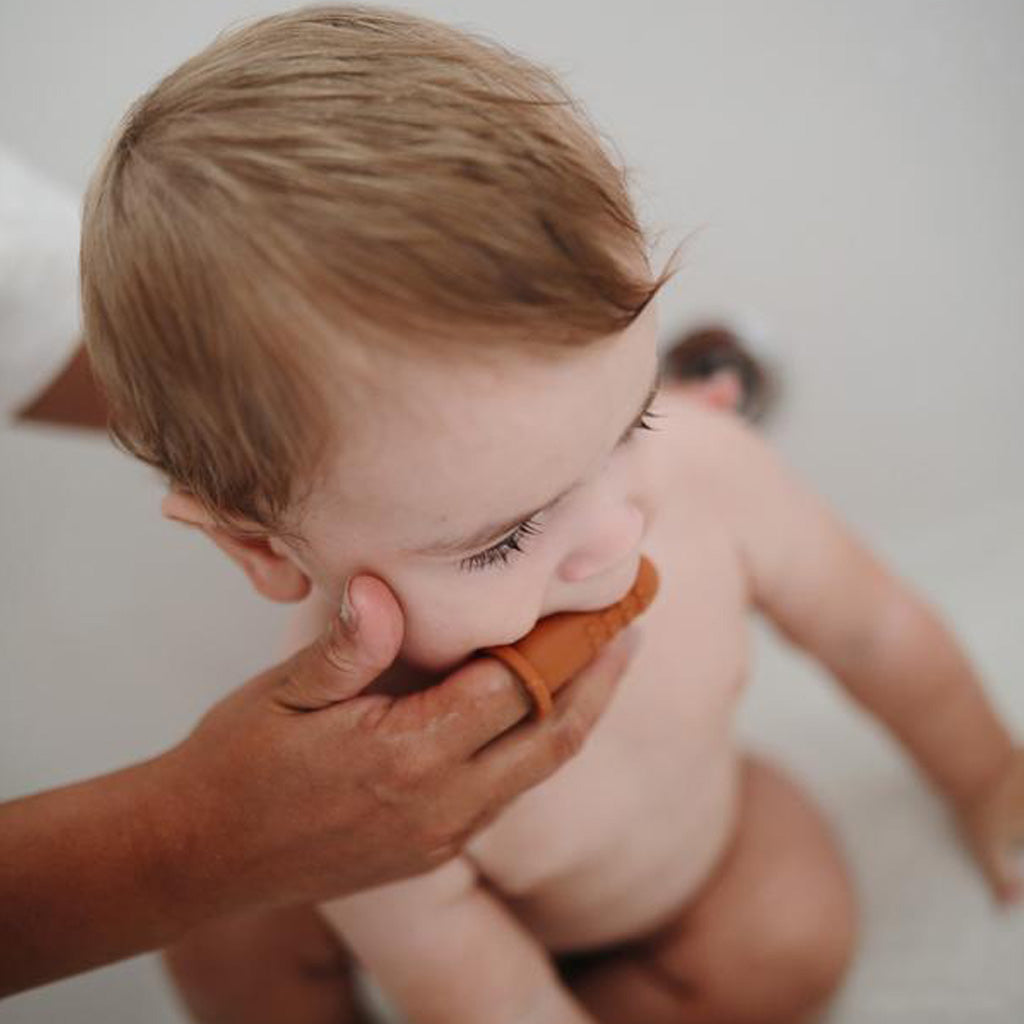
81 3 679 532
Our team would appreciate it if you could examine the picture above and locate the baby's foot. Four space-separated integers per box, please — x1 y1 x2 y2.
659 325 780 424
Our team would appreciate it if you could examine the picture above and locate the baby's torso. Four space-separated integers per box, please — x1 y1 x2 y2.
464 390 755 950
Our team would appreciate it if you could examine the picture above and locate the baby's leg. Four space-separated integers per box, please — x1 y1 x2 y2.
162 903 366 1024
560 755 857 1024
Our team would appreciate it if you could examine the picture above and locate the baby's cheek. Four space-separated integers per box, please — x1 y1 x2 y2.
398 585 536 673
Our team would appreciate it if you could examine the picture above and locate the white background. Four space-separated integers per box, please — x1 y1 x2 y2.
2 2 1022 1021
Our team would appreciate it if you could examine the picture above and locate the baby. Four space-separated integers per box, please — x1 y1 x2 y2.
79 6 1024 1024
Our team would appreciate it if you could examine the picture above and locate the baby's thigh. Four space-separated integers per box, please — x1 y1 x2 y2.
561 755 858 1024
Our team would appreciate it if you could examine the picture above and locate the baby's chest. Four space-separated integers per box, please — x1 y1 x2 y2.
587 406 755 754
469 459 752 892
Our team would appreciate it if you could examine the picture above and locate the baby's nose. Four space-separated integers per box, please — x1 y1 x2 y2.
558 503 646 583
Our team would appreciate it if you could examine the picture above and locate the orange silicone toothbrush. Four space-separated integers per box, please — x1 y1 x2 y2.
478 555 659 717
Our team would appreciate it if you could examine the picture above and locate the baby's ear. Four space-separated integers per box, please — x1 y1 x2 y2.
161 491 311 603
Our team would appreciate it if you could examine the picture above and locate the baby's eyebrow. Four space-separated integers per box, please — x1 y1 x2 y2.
409 366 662 557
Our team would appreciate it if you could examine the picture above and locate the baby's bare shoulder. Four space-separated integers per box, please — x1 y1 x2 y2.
653 391 784 511
652 393 843 581
655 392 895 644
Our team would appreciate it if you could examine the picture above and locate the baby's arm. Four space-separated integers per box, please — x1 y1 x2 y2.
699 411 1021 898
319 856 594 1024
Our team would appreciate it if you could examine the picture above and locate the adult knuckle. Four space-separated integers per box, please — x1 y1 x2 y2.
314 630 361 677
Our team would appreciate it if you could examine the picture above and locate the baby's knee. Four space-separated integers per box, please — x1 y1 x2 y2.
748 900 856 1021
644 860 856 1024
688 889 857 1024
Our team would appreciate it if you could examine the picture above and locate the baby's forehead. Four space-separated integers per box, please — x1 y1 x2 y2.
300 366 542 555
327 346 574 482
306 322 654 552
332 339 571 439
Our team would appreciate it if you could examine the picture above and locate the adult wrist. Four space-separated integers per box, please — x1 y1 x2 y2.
126 743 243 938
0 750 228 995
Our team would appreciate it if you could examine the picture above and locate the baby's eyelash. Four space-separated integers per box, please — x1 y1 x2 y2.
457 406 663 574
635 407 663 431
459 516 545 572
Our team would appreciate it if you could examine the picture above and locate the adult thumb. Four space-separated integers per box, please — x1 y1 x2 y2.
274 574 406 712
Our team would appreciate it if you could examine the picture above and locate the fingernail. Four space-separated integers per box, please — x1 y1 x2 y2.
340 576 359 633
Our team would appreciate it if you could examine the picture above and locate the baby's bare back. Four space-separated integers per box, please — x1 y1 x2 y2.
463 391 754 951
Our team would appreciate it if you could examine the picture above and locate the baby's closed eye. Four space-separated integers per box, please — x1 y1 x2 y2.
457 400 664 575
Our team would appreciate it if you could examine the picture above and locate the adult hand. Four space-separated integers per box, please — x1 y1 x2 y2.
165 574 638 914
0 573 636 996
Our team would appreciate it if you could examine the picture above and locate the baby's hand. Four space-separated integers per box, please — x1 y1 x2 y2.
956 747 1024 906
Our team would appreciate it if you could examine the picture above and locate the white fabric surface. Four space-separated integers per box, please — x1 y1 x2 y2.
0 147 81 418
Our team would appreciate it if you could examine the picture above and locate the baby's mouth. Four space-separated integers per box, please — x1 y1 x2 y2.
381 554 646 690
479 554 659 717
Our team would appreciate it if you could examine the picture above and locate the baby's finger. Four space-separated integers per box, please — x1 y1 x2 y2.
1013 845 1024 905
974 837 1022 906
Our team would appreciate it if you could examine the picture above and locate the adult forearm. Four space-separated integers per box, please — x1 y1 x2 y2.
0 753 205 997
840 585 1014 808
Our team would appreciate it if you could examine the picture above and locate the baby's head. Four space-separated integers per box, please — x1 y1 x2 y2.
81 4 676 672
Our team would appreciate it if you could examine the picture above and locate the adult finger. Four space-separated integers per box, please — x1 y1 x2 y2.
468 626 639 800
273 574 405 712
406 649 539 758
